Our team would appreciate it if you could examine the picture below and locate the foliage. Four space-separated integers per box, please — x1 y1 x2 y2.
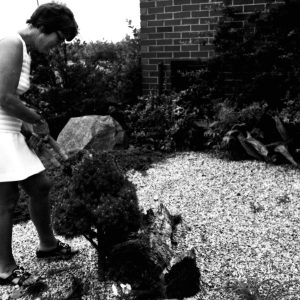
124 90 204 151
170 0 300 153
210 1 300 108
22 26 141 138
204 101 269 148
52 150 142 252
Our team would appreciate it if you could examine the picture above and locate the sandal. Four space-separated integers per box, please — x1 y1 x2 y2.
0 266 32 286
36 240 78 259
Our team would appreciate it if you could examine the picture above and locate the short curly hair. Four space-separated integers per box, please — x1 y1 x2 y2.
27 2 78 41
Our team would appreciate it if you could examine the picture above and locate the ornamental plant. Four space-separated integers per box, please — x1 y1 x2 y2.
52 150 142 275
124 90 205 151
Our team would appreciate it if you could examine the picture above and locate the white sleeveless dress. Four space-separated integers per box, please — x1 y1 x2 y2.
0 34 45 182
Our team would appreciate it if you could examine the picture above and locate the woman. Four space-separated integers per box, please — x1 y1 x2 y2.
0 2 78 286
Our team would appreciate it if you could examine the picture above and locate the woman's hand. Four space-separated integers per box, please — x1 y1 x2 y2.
33 118 50 137
21 121 34 138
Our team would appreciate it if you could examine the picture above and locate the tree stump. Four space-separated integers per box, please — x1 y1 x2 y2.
107 203 201 299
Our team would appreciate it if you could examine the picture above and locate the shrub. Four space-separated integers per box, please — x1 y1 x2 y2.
124 90 204 151
211 1 300 107
52 151 142 255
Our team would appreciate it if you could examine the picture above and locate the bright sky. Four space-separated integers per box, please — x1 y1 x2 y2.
0 0 141 42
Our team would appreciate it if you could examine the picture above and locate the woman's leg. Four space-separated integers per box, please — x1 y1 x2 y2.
0 182 19 276
20 172 57 251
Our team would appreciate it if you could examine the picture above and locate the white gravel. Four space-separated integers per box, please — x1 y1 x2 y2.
1 151 300 299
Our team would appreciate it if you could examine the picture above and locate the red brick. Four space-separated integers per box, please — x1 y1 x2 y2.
230 5 243 13
182 18 199 25
141 39 157 45
200 17 219 24
157 52 173 58
157 39 173 45
165 32 181 38
182 45 199 51
140 8 147 14
174 0 191 4
174 51 191 58
148 7 164 14
191 0 210 3
182 31 201 38
141 27 156 34
174 25 191 32
192 11 209 17
140 1 156 8
148 20 164 26
157 0 173 7
174 11 191 18
199 44 214 51
174 38 191 44
201 3 219 10
165 5 182 12
165 19 181 26
191 24 209 31
141 14 156 21
233 0 253 4
182 4 200 11
157 13 173 19
149 46 164 51
192 37 209 44
157 26 173 32
148 33 164 39
244 4 265 12
165 45 181 51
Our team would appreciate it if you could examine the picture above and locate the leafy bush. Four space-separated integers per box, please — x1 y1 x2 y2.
22 30 141 138
203 101 269 148
52 151 142 254
211 0 300 108
124 90 204 151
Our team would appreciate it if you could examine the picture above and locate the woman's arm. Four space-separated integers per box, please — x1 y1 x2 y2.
0 36 41 124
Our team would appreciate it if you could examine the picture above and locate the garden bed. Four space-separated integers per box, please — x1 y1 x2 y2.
2 151 300 299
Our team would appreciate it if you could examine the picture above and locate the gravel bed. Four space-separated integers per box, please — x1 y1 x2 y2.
1 151 300 299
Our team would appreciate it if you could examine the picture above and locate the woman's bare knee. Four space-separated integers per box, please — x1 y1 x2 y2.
20 172 52 199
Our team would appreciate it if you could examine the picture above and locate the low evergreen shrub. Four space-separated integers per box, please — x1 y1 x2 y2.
52 151 142 255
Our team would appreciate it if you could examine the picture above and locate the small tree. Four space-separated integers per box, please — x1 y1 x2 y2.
52 150 142 278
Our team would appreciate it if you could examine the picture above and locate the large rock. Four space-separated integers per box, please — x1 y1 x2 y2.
57 115 126 154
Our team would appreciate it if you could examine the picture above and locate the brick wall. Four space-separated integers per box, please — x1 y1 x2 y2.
140 0 284 94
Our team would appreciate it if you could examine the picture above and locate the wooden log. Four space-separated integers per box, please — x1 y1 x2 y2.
107 203 201 299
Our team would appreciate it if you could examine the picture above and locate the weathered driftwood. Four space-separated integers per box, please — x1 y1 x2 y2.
107 203 201 299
